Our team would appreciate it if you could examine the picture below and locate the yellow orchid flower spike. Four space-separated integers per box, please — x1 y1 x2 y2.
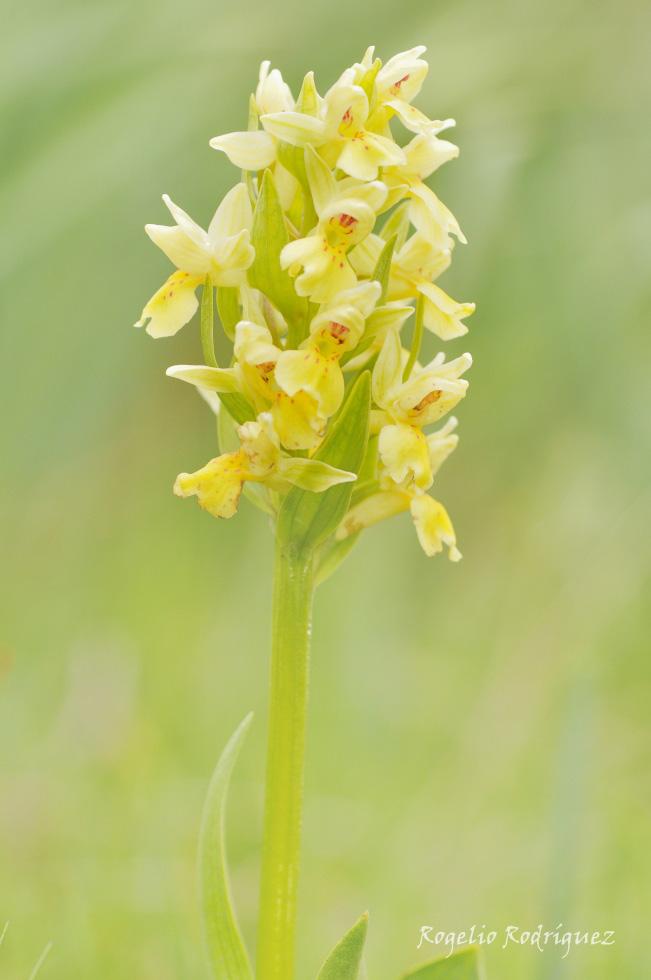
136 46 481 980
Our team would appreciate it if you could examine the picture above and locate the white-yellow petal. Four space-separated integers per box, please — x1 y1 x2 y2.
174 452 246 519
144 224 210 275
275 347 344 417
272 390 325 451
409 182 466 248
212 229 255 285
166 364 240 393
336 490 410 539
372 328 403 407
379 423 432 489
208 183 253 242
377 47 428 103
135 271 202 338
402 132 459 179
162 194 208 246
418 282 475 340
261 111 327 146
210 131 277 170
410 494 461 560
256 62 294 114
305 145 337 215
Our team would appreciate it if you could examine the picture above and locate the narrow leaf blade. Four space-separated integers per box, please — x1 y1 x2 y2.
249 170 308 340
199 714 254 980
317 913 369 980
277 372 371 553
401 947 482 980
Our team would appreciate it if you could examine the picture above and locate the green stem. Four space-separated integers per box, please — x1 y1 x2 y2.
403 293 424 381
201 278 218 367
257 539 315 980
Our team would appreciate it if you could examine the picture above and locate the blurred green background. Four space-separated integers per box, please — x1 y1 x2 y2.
2 0 650 977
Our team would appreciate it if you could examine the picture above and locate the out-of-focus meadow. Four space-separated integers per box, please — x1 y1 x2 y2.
1 0 650 977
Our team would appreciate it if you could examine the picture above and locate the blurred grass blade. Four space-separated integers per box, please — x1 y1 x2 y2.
277 372 370 553
317 913 369 980
401 947 482 979
249 169 308 345
199 714 254 980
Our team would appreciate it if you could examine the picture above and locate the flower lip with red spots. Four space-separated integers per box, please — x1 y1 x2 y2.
328 321 350 344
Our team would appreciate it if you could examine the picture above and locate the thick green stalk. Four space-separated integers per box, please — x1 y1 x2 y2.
257 539 315 980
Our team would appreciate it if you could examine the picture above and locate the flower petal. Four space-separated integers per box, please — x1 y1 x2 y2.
305 145 337 215
410 494 461 560
135 271 202 337
336 490 410 539
272 390 325 450
210 131 277 170
379 423 432 489
166 364 240 393
275 347 344 417
372 328 403 407
208 183 253 243
174 452 246 519
417 281 475 340
162 194 209 246
144 224 210 275
261 111 327 146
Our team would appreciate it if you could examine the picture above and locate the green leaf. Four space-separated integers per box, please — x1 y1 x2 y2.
199 714 254 980
315 531 360 587
372 234 396 303
216 287 241 341
380 202 410 250
219 393 256 425
401 947 482 980
317 913 369 980
277 372 371 553
201 280 218 368
248 169 309 345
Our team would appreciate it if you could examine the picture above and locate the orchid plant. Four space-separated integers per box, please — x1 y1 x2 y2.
136 46 481 980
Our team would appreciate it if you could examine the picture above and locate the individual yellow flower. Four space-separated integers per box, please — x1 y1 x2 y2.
274 281 381 417
209 61 295 171
337 415 462 559
280 147 387 303
260 70 406 181
372 328 472 427
352 232 474 340
377 415 459 491
174 413 356 518
232 320 329 449
375 45 429 109
136 185 254 337
337 486 461 561
342 300 414 371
